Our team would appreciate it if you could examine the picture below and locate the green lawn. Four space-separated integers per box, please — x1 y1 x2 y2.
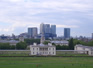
0 57 93 68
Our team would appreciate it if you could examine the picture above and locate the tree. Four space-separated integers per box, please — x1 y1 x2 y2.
43 41 50 45
0 43 11 49
69 38 74 50
10 45 16 49
16 42 27 49
87 41 93 46
25 39 40 45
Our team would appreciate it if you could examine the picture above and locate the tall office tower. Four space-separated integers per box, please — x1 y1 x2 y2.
28 27 38 38
92 33 93 39
44 24 51 34
40 23 57 39
40 23 45 34
64 28 70 39
51 25 56 37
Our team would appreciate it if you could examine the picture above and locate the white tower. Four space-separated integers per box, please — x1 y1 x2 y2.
19 36 24 42
40 33 45 44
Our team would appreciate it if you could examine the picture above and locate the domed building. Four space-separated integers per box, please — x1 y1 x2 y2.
30 35 56 56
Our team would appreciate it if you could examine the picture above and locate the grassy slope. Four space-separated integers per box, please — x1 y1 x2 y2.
0 57 93 68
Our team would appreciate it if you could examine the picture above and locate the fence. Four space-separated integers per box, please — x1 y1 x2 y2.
0 50 88 56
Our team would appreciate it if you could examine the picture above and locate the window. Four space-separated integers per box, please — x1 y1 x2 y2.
33 52 34 54
49 48 51 50
49 52 51 54
33 48 34 50
53 52 54 54
53 48 54 50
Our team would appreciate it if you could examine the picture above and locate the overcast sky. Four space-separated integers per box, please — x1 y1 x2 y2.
0 0 93 37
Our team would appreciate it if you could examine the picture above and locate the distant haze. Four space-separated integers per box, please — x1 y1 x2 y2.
0 0 93 37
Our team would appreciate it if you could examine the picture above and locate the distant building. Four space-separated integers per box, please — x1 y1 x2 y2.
0 37 24 46
75 44 93 56
19 33 28 39
19 36 24 42
64 28 70 39
92 33 93 39
51 25 56 38
30 34 56 56
28 27 38 38
40 23 56 39
51 40 69 46
40 23 45 34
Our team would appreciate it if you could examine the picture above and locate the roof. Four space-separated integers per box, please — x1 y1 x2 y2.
75 44 93 50
51 40 68 44
0 40 19 44
31 43 55 47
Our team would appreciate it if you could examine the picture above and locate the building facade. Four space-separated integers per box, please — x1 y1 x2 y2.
40 23 56 39
75 44 93 56
92 33 93 39
51 40 69 46
40 23 45 34
30 35 56 56
64 28 70 39
30 43 56 55
51 25 56 38
28 27 38 38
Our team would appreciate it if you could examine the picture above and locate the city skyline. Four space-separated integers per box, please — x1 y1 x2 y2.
0 0 93 37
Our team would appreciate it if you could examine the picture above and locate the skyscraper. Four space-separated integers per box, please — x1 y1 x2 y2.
92 33 93 39
40 23 56 39
44 24 51 34
51 25 56 37
28 27 38 38
40 23 45 34
64 28 70 39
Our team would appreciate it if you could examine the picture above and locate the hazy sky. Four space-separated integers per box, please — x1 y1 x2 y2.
0 0 93 37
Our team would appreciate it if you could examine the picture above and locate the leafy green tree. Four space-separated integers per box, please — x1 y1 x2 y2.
0 43 11 49
43 41 50 45
69 38 74 50
10 45 16 49
25 39 40 45
16 42 27 49
87 41 93 46
56 45 69 50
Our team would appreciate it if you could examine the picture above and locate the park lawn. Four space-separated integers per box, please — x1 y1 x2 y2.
0 57 93 68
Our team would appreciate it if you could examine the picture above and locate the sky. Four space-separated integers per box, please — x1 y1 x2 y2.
0 0 93 37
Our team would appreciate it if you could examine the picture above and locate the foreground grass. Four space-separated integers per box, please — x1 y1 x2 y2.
0 57 93 68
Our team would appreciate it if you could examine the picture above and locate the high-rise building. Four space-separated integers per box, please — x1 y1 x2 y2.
28 27 38 38
64 28 70 39
44 24 51 34
40 23 56 39
92 33 93 39
40 23 45 34
51 25 56 37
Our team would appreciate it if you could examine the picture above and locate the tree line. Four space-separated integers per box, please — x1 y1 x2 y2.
0 42 27 50
0 38 93 50
0 39 40 50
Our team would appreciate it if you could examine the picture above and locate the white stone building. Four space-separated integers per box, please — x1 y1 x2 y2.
51 40 69 46
30 35 56 56
75 44 93 56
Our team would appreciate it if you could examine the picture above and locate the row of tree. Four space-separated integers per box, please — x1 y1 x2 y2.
0 38 93 50
0 39 40 50
0 42 27 50
24 39 40 45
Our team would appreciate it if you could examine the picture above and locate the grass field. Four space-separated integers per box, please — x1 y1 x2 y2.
0 57 93 68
